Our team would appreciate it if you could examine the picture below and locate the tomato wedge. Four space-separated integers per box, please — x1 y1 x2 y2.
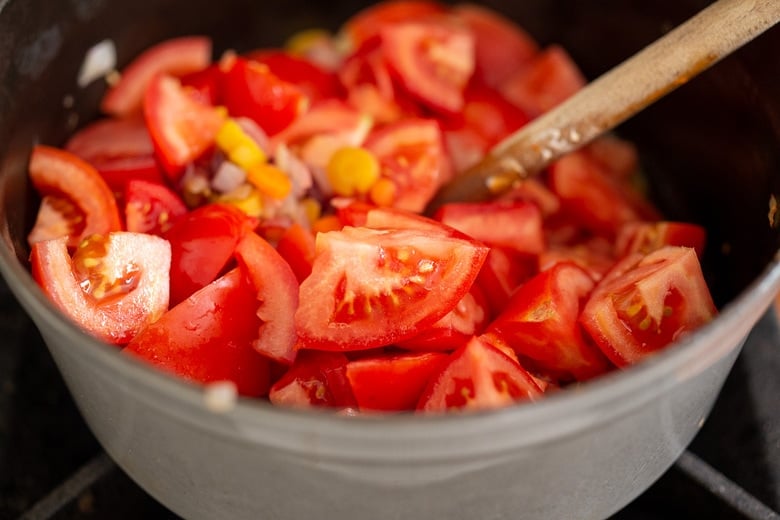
164 203 256 306
580 246 717 367
124 268 271 397
269 350 357 409
381 19 475 114
102 36 212 117
143 74 226 179
615 221 707 259
246 50 340 103
340 0 447 50
295 226 489 350
124 179 188 236
233 231 299 364
27 145 122 248
345 351 448 411
417 336 542 412
483 262 612 382
31 232 170 344
275 223 317 283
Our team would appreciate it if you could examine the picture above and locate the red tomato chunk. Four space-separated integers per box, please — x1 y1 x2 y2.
26 1 718 413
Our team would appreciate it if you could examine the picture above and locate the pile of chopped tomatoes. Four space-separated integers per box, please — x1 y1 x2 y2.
26 1 717 414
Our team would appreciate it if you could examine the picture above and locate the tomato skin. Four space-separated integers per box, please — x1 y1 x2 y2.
221 57 308 136
435 200 545 255
124 179 188 236
27 145 122 249
31 232 171 345
483 262 612 382
275 223 317 283
233 231 299 364
381 19 475 115
341 0 447 50
580 246 717 367
346 351 449 411
365 118 450 212
102 36 213 117
453 3 539 88
269 350 357 409
124 268 271 397
164 203 256 306
417 336 542 412
246 50 341 103
295 226 489 351
476 247 537 316
144 74 226 179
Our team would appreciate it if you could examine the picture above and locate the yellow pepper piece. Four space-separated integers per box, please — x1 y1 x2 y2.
300 197 322 225
246 163 292 200
285 29 332 56
326 146 380 197
216 119 267 168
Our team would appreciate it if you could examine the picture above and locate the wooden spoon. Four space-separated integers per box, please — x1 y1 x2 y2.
426 0 780 214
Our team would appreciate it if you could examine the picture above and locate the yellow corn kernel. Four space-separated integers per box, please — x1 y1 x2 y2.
300 197 322 225
285 29 331 56
229 144 266 171
246 163 292 200
219 186 264 218
326 146 380 197
369 177 396 207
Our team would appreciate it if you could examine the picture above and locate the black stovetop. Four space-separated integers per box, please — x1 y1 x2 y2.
1 277 778 520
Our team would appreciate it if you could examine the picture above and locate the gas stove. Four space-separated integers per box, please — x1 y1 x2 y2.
1 277 778 520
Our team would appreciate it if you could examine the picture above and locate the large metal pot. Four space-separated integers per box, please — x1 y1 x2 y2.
0 1 778 518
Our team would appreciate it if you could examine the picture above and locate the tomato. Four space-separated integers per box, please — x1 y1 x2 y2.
65 116 156 163
539 236 617 282
548 151 642 238
499 45 585 117
246 50 340 103
364 118 450 212
295 226 489 350
101 36 212 117
483 262 612 382
397 285 490 351
616 221 707 259
275 223 317 283
124 179 188 236
269 350 357 409
221 57 308 136
580 246 717 367
381 19 475 114
417 336 542 412
27 145 122 249
339 202 459 236
164 203 256 306
233 231 299 364
124 268 271 397
434 200 545 255
179 64 223 106
31 232 170 344
345 351 448 411
143 74 226 179
340 0 447 50
476 247 537 316
453 4 539 88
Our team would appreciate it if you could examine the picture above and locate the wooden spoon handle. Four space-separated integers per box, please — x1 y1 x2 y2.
426 0 780 213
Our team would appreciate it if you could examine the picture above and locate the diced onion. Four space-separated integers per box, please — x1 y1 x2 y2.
78 39 117 87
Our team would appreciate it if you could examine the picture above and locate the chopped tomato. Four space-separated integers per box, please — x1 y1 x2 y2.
539 236 617 282
31 232 170 344
179 64 223 106
417 336 542 412
476 247 537 317
434 200 545 255
616 221 707 259
381 19 475 114
164 203 256 306
483 262 612 382
275 223 317 283
453 3 539 88
124 179 188 236
143 74 226 179
364 118 449 212
233 231 299 364
269 350 357 409
580 246 717 367
340 0 447 50
295 226 489 350
27 145 122 248
221 57 308 136
499 45 586 117
246 50 340 102
124 268 271 397
102 36 212 117
346 351 448 411
397 285 490 351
